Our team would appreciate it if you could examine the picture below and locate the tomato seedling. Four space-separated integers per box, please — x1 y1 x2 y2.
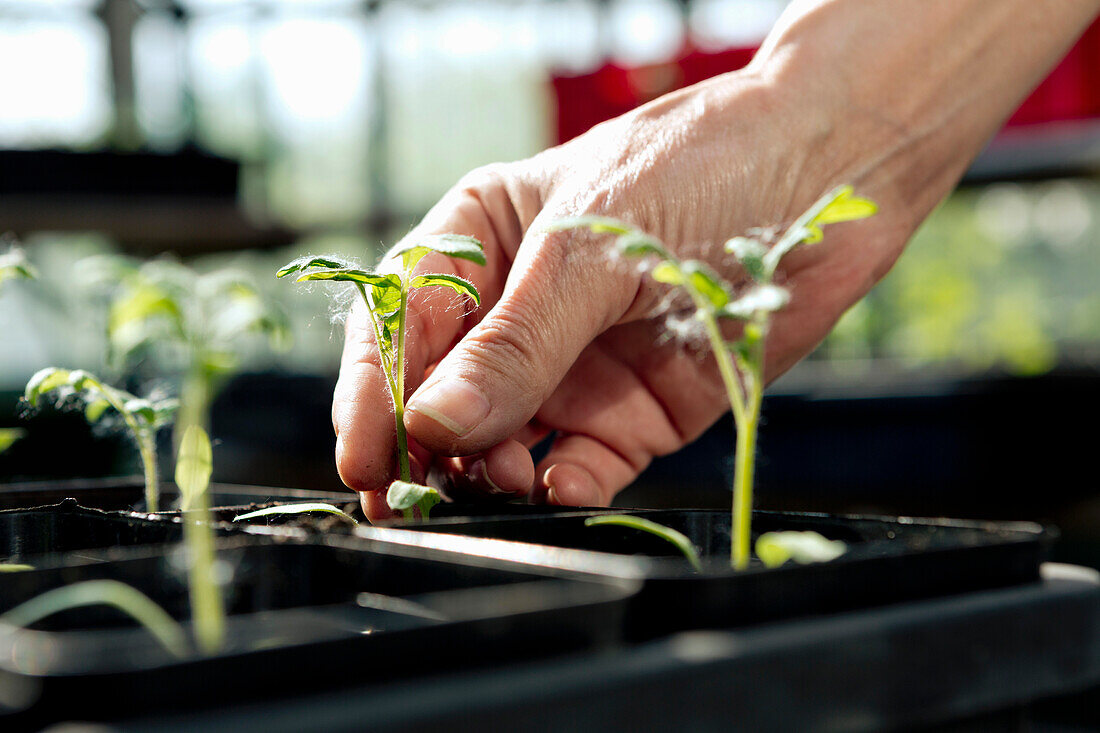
551 185 876 568
278 235 484 516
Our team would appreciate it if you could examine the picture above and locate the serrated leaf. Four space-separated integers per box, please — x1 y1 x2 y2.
755 531 846 568
544 216 634 236
585 515 702 571
394 235 486 269
232 502 358 525
175 424 212 512
616 231 670 259
409 274 481 305
276 255 355 279
386 480 442 520
683 261 731 309
718 284 790 320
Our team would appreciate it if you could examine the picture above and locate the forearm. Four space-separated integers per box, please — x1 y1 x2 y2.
753 0 1100 228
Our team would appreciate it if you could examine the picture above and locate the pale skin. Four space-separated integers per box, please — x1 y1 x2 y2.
334 0 1100 519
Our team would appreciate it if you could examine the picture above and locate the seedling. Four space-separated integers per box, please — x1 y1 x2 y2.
386 480 442 521
755 531 847 568
23 367 177 512
233 503 359 525
552 185 876 569
175 424 225 654
584 515 702 571
0 579 187 658
277 235 484 508
81 255 287 446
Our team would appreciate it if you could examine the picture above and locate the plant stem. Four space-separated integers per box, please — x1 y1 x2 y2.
731 368 763 569
86 375 158 513
393 277 411 482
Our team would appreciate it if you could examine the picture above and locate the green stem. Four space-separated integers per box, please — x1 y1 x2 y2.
731 367 763 570
393 274 411 482
86 376 158 513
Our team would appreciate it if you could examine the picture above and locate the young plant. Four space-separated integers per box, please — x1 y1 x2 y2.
175 424 225 654
551 185 876 569
23 367 177 512
584 515 702 571
277 235 485 506
755 531 848 568
232 502 359 525
80 255 288 448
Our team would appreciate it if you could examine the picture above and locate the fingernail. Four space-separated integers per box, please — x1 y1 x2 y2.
468 459 511 496
409 379 490 437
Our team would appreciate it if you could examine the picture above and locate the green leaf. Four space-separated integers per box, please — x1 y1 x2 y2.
724 236 768 282
84 398 112 423
276 255 355 279
543 216 634 236
394 235 486 270
616 232 670 259
232 502 358 525
755 531 847 568
651 261 685 286
0 428 26 454
124 398 156 424
386 480 442 520
0 563 34 573
409 273 481 305
0 579 187 658
801 185 878 245
108 283 183 336
295 269 399 288
24 367 70 406
682 261 731 309
175 424 213 512
717 284 790 320
0 247 37 287
584 515 702 572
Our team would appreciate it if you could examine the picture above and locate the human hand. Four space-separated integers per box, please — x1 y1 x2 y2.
335 0 1099 519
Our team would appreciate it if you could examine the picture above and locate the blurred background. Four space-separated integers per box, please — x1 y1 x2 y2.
1 0 1100 566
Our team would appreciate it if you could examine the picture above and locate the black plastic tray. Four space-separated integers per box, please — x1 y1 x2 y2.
358 509 1050 638
0 499 183 565
0 477 352 513
111 568 1100 732
0 534 634 729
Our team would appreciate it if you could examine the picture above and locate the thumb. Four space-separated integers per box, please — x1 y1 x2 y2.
404 221 641 456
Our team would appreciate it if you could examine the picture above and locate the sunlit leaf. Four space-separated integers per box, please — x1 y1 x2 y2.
394 235 486 270
585 515 702 571
108 284 183 337
175 424 212 512
810 185 879 227
683 261 731 309
755 530 847 568
295 269 399 288
409 274 481 304
718 284 790 320
651 261 685 286
0 428 26 454
276 255 355 279
233 503 358 525
544 216 634 236
85 398 112 423
24 367 71 406
616 231 670 259
725 236 768 282
386 480 442 520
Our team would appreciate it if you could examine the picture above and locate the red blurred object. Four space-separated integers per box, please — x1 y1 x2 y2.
551 18 1100 145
